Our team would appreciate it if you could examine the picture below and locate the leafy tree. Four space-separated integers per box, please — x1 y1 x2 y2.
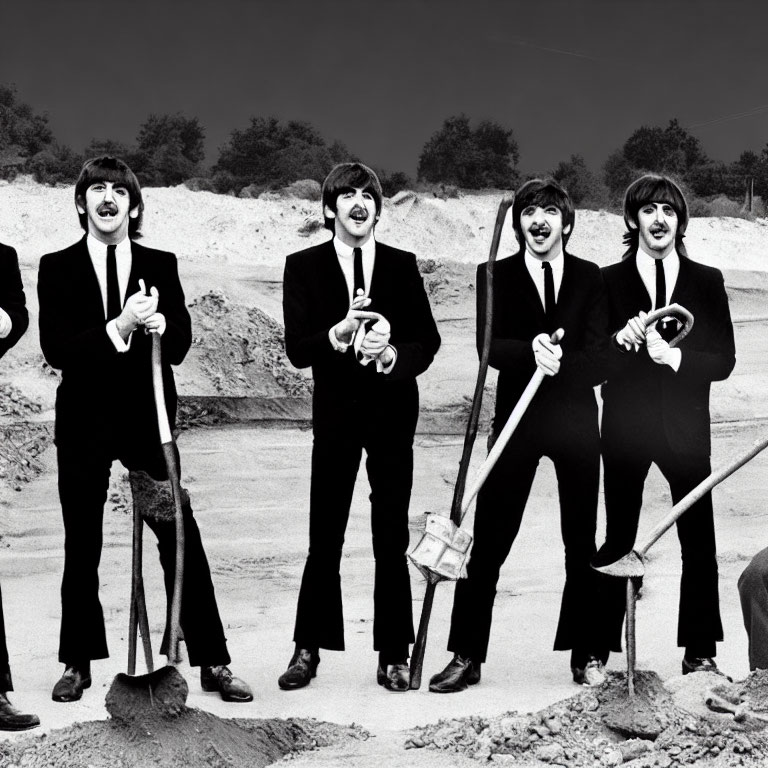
551 154 606 206
604 119 710 195
417 114 519 189
0 84 53 158
132 113 205 186
213 118 353 192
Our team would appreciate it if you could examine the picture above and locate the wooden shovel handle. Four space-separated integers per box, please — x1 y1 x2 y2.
151 333 185 663
644 303 694 348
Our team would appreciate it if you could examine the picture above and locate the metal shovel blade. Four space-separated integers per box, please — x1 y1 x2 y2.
593 550 645 578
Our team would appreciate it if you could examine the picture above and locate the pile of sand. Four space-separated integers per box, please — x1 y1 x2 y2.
0 711 368 768
407 670 768 767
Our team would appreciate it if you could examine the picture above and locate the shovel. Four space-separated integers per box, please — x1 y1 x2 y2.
408 193 514 690
106 331 188 721
592 303 694 696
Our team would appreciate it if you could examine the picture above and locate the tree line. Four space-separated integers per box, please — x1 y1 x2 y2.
0 84 764 216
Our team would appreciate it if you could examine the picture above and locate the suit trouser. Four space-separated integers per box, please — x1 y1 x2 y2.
738 546 768 671
0 586 11 690
600 430 722 656
293 394 417 662
56 441 230 667
447 422 607 664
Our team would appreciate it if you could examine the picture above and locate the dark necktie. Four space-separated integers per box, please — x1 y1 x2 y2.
542 261 555 330
353 247 365 298
106 244 121 321
655 258 666 313
655 258 676 341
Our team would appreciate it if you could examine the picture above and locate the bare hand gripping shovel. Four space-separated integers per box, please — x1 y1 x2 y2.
106 332 188 721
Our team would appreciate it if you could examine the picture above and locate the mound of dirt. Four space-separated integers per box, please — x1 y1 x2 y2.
0 711 368 768
407 670 768 766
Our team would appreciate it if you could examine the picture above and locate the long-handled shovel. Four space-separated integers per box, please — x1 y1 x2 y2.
592 303 707 697
106 332 188 720
408 194 514 690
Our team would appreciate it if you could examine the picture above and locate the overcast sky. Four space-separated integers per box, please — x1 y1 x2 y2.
3 0 768 176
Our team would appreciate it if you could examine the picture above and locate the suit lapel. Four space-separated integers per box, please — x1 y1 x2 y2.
509 253 545 320
620 256 653 313
320 240 351 314
73 236 111 325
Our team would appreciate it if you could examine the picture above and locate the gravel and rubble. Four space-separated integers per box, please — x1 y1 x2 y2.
406 670 768 767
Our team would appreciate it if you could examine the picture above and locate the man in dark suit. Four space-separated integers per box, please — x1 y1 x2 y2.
38 156 252 703
0 242 39 729
279 162 440 692
594 174 736 675
429 179 610 693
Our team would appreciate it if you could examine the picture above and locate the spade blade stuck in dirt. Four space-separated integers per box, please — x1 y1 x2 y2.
106 666 189 723
107 332 187 719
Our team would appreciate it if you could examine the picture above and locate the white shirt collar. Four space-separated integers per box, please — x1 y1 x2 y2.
86 233 132 261
524 250 564 276
333 235 376 260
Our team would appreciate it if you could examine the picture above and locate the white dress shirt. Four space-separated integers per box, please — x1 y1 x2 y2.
333 235 376 302
86 233 133 352
525 250 564 310
635 249 680 310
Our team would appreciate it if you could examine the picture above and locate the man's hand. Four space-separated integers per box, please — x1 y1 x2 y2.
144 312 166 336
645 327 681 371
331 295 373 346
616 311 647 351
532 332 562 376
115 281 159 339
359 322 391 360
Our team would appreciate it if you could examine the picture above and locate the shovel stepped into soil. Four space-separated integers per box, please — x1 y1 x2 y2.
106 331 188 721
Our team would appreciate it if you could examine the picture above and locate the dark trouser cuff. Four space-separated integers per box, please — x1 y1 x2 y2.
0 668 13 692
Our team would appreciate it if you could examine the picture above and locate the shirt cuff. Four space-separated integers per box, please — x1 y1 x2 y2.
667 347 682 372
107 319 132 352
329 327 350 353
379 345 397 374
0 308 11 339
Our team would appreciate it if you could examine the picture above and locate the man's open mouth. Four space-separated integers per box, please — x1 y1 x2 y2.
350 207 368 222
97 203 118 218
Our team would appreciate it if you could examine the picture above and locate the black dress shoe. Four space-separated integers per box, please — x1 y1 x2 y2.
682 656 732 680
0 693 39 731
376 663 410 692
278 648 320 690
428 654 481 693
52 664 92 702
572 656 607 686
201 665 253 702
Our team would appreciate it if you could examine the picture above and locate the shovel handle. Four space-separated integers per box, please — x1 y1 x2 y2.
644 303 694 348
460 329 564 518
151 333 185 663
638 435 768 559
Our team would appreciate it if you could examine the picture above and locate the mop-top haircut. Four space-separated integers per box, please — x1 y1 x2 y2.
622 173 689 259
511 178 575 255
75 156 144 238
321 162 383 232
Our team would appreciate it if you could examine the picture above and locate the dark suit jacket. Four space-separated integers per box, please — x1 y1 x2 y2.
600 254 735 457
283 239 440 430
0 243 29 359
38 236 192 448
477 252 608 438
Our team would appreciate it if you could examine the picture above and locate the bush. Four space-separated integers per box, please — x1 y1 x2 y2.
183 177 216 192
132 114 205 186
26 144 83 185
417 114 519 189
284 179 322 200
378 170 413 197
213 117 353 192
551 154 608 207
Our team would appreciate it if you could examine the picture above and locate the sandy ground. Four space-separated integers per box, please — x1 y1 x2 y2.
0 179 766 764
